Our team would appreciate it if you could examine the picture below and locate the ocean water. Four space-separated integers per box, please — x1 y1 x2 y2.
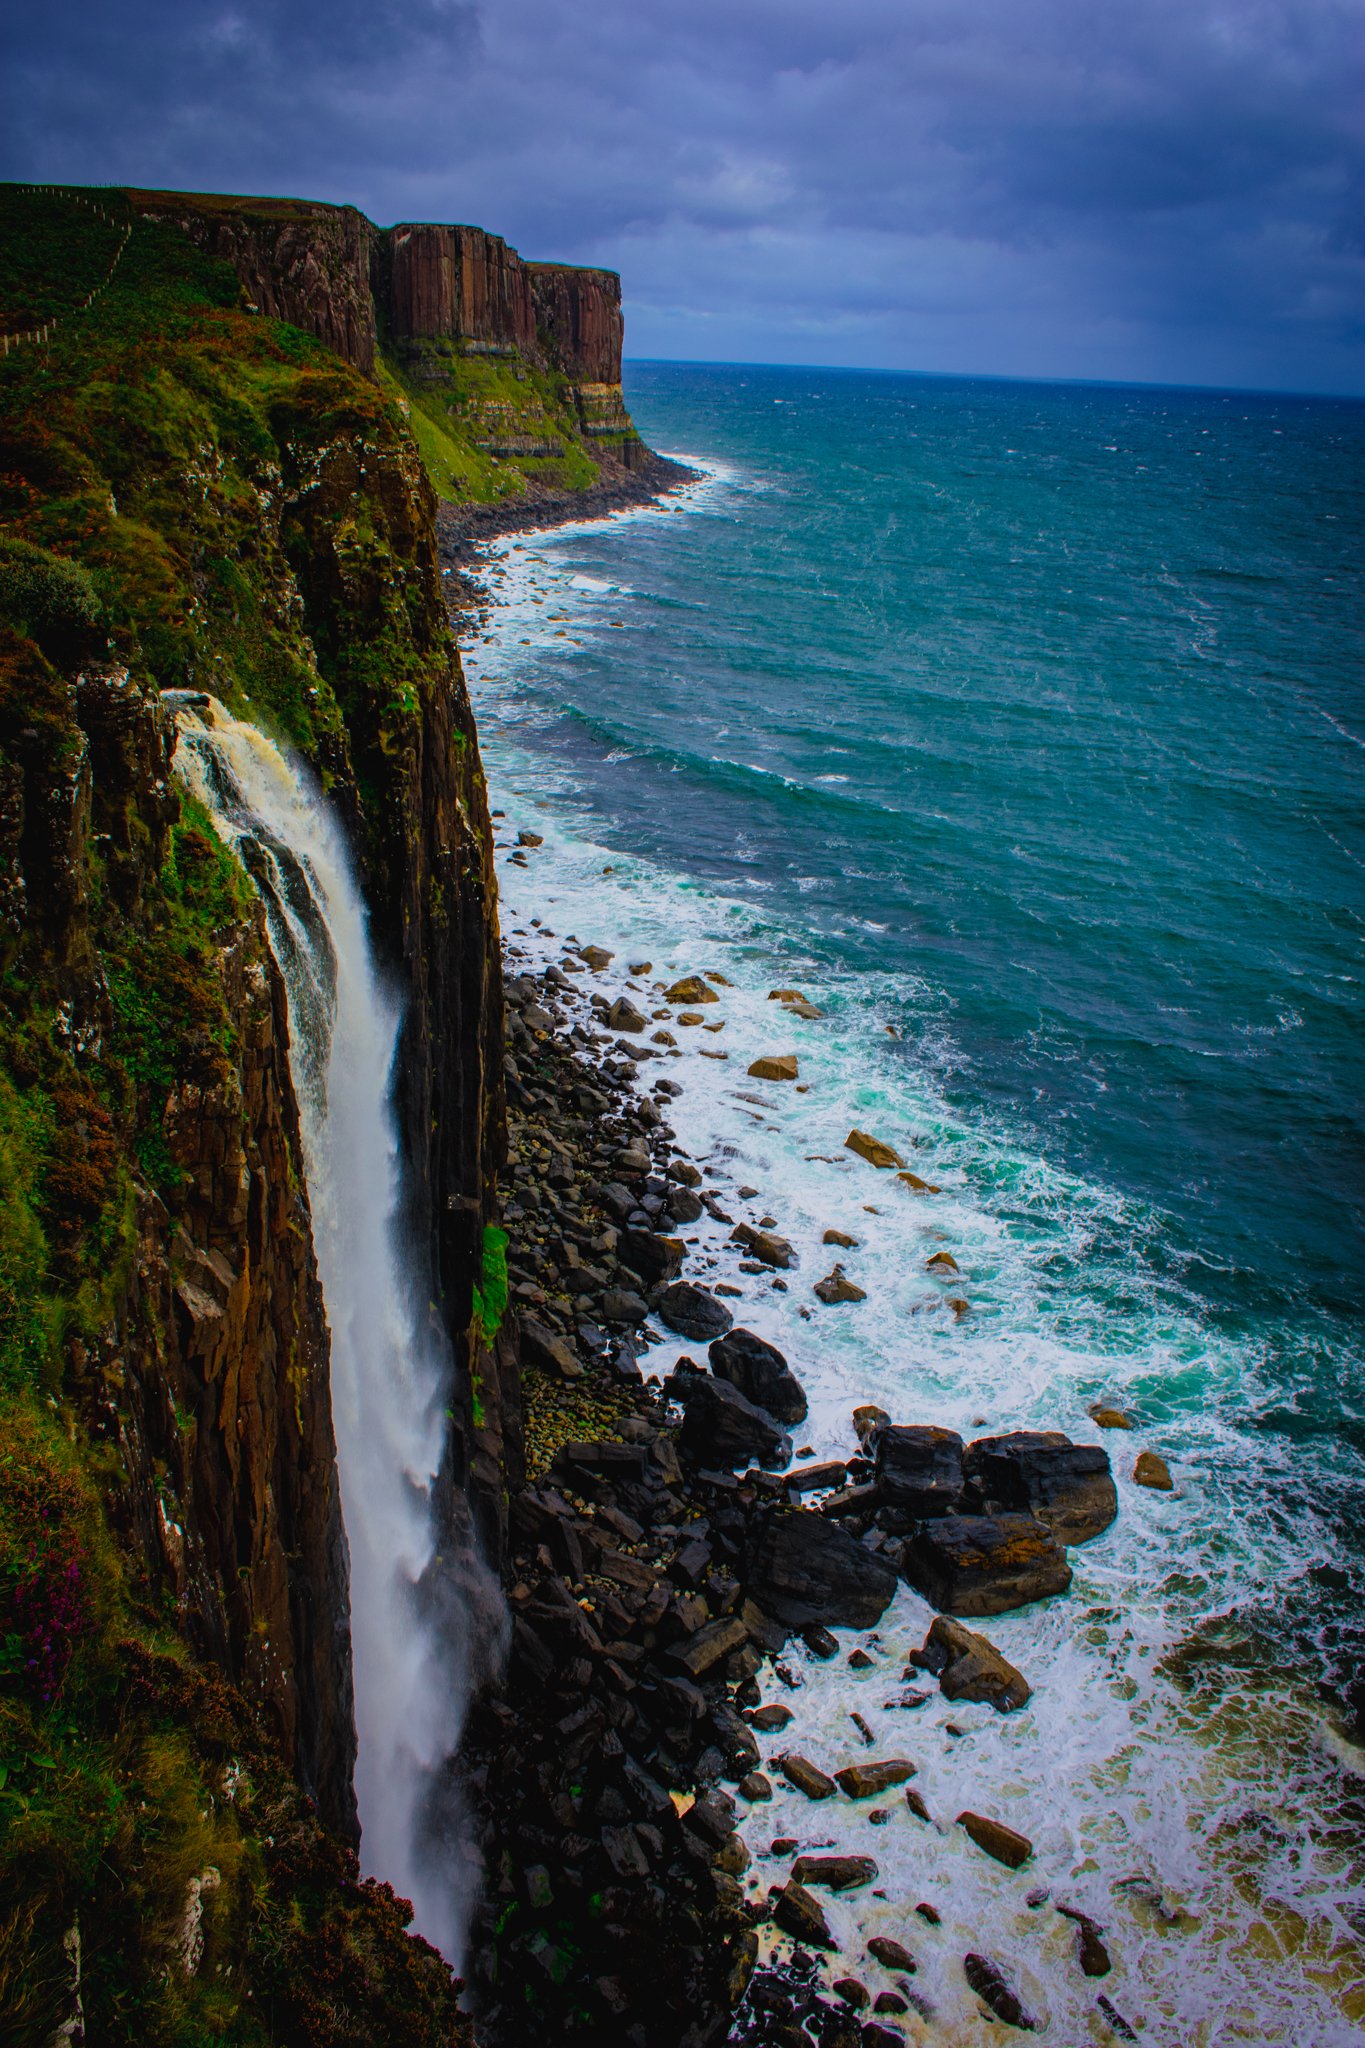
459 363 1365 2044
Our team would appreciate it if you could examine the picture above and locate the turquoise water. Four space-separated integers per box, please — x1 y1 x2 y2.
462 364 1365 2040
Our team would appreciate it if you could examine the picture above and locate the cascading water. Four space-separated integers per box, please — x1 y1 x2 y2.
172 695 465 1962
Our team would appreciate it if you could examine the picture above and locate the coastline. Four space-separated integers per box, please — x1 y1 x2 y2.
454 473 1365 2047
436 449 701 559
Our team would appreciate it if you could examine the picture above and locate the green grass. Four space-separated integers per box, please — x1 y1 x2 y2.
377 344 601 504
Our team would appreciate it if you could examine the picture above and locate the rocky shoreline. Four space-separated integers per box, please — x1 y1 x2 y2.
459 917 1151 2046
437 448 700 560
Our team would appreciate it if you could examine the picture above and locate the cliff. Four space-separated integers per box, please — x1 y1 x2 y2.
0 185 494 2042
125 188 678 522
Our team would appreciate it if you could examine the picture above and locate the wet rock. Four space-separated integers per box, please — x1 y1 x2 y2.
833 1978 869 2010
664 976 718 1004
823 1228 860 1248
658 1280 734 1341
748 1054 799 1082
911 1615 1031 1713
523 1002 555 1032
779 1754 837 1800
853 1404 890 1444
964 1431 1118 1544
618 1226 686 1285
768 988 810 1003
814 1265 867 1304
802 1623 839 1658
773 1880 837 1949
749 1703 794 1732
1089 1404 1133 1430
963 1953 1037 2030
607 996 648 1032
676 1373 791 1470
862 2027 907 2048
1134 1450 1173 1490
1098 1993 1139 2040
897 1170 941 1192
1057 1903 1111 1976
599 1286 649 1326
751 1512 898 1630
900 1513 1072 1616
866 1936 916 1972
873 1991 908 2014
709 1328 808 1423
579 944 613 969
615 1144 653 1176
739 1771 773 1801
844 1129 904 1169
731 1221 796 1269
925 1250 959 1273
957 1810 1033 1868
915 1903 940 1926
790 1459 849 1494
518 828 544 847
834 1760 916 1799
874 1424 966 1517
670 1614 750 1677
791 1855 878 1890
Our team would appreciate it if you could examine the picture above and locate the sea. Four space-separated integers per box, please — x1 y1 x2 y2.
458 362 1365 2045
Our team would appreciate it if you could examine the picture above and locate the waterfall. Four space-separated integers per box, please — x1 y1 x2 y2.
172 696 464 1962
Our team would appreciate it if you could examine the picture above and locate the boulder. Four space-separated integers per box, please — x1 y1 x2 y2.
617 1226 685 1285
749 1703 793 1732
677 1374 790 1470
1089 1404 1133 1430
964 1431 1117 1544
912 1615 1031 1713
709 1328 808 1422
814 1265 867 1304
853 1404 890 1444
874 1424 966 1517
607 996 648 1032
834 1760 916 1799
664 976 718 1004
768 988 810 1003
899 1513 1072 1616
823 1228 859 1248
1134 1450 1173 1490
517 828 544 847
731 1221 795 1269
580 945 613 969
751 1512 897 1630
963 1954 1037 2031
599 1287 649 1327
845 1129 904 1169
866 1936 916 1972
520 1318 582 1380
748 1054 799 1082
773 1880 836 1949
739 1772 772 1802
925 1250 959 1273
658 1280 734 1341
957 1810 1033 1868
1057 1903 1111 1977
791 1855 878 1891
897 1171 941 1193
787 1459 848 1494
779 1754 837 1800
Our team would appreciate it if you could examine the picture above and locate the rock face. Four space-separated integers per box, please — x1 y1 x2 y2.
709 1328 808 1423
750 1511 898 1630
875 1424 966 1517
900 1513 1073 1615
964 1431 1117 1544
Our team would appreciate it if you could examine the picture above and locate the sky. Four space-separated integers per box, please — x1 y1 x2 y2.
3 0 1363 394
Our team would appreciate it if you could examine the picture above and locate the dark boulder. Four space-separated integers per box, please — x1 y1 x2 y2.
676 1374 790 1470
874 1424 965 1517
618 1226 685 1286
964 1431 1117 1544
963 1954 1038 2030
899 1514 1072 1616
709 1327 808 1423
910 1615 1031 1712
751 1511 898 1630
658 1280 734 1341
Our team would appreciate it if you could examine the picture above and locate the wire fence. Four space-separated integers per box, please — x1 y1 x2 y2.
2 186 132 355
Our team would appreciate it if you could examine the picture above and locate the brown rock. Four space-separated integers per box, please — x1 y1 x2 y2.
853 1404 890 1443
833 1978 869 2010
579 945 613 969
845 1129 905 1169
823 1228 860 1247
897 1171 941 1192
913 1615 1031 1713
834 1760 916 1798
731 1221 795 1269
866 1936 916 1972
749 1703 794 1732
774 1880 837 1949
748 1054 799 1081
964 1431 1118 1544
738 1771 773 1801
957 1810 1033 1868
779 1754 837 1800
963 1953 1038 2030
815 1265 867 1304
1057 1904 1112 1976
1089 1404 1134 1430
792 1855 879 1890
925 1250 960 1272
768 988 810 1003
664 976 718 1004
607 996 648 1032
1134 1450 1173 1490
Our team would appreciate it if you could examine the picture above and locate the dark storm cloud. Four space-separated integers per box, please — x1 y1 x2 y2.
3 0 1362 390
